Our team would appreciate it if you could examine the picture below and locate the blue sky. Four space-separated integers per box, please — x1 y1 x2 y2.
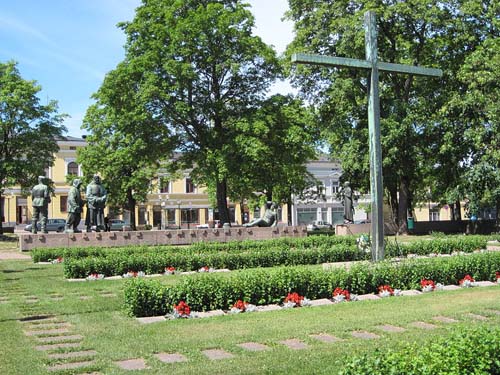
0 0 294 137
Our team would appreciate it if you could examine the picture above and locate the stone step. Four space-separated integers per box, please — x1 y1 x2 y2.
47 360 95 372
36 334 84 343
48 350 97 360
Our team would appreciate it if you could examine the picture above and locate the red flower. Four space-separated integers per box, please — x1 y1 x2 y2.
378 285 394 295
495 271 500 279
57 257 63 263
200 266 210 272
420 279 436 290
128 271 138 277
173 301 191 317
165 266 175 272
284 292 304 306
333 287 351 301
459 274 475 285
233 300 247 311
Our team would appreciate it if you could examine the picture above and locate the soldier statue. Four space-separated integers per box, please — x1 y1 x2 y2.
65 179 84 233
31 176 51 234
243 202 278 227
85 175 107 232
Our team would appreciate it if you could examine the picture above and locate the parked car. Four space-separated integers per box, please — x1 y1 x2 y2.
25 219 66 233
109 219 127 231
306 220 333 231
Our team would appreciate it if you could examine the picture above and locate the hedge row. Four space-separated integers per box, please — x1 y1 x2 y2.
63 245 364 278
339 326 500 375
31 235 359 262
123 251 500 317
385 236 487 257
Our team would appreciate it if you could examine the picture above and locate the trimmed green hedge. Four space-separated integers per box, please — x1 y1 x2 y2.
339 326 500 375
123 251 500 317
31 235 359 262
63 245 363 278
385 236 487 257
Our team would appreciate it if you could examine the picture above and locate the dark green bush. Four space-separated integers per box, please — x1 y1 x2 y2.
63 245 364 278
339 326 500 375
123 252 500 316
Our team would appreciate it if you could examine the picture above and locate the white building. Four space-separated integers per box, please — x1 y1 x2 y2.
291 157 369 226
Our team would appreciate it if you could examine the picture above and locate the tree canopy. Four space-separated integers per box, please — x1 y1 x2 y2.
0 61 66 234
79 60 174 229
285 0 499 230
117 0 280 224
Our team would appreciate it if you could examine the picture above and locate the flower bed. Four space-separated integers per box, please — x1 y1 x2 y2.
123 251 500 317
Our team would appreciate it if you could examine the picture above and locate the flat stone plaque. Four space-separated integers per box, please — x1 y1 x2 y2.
351 331 380 339
410 321 438 330
36 334 83 343
115 358 148 371
237 342 269 351
35 342 81 351
442 285 461 291
308 299 334 307
475 281 497 287
279 339 308 349
432 316 458 323
47 361 95 372
257 304 282 312
466 313 488 321
375 324 405 333
137 316 165 324
155 352 188 363
309 333 342 343
48 350 97 359
400 290 422 296
357 294 380 301
202 349 234 360
197 310 226 319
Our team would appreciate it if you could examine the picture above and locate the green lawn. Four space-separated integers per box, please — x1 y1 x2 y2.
1 258 499 374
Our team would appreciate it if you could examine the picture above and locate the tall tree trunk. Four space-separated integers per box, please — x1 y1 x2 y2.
388 185 399 227
216 178 230 225
454 199 462 221
126 188 136 231
0 192 4 235
496 199 500 231
398 176 410 234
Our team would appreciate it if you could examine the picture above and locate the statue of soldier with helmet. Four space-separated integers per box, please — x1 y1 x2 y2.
31 176 51 234
85 174 107 232
65 179 84 233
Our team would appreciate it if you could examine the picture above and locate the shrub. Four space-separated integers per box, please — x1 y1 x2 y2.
63 245 363 278
339 326 500 375
123 251 500 316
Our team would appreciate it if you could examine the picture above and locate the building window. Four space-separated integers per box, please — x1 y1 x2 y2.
181 208 198 224
429 208 440 221
160 178 169 193
69 146 77 150
185 178 195 193
67 162 79 176
60 196 68 212
332 180 340 194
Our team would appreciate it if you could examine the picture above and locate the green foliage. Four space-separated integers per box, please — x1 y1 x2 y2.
284 0 498 229
0 61 66 234
124 251 500 316
62 244 363 278
339 326 500 375
118 0 280 223
31 235 359 262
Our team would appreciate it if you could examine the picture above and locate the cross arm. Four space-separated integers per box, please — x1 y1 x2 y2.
291 53 442 77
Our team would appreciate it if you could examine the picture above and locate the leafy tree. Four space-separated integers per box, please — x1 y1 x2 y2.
118 0 279 224
79 61 173 230
227 94 318 223
0 61 66 234
285 0 497 232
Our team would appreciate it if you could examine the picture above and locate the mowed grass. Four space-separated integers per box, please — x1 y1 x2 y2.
0 257 499 374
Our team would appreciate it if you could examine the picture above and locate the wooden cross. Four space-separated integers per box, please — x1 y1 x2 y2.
292 11 442 261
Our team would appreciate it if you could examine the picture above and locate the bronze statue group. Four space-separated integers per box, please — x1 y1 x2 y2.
30 174 108 234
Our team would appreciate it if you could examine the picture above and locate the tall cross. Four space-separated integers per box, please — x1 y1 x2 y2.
292 11 442 261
